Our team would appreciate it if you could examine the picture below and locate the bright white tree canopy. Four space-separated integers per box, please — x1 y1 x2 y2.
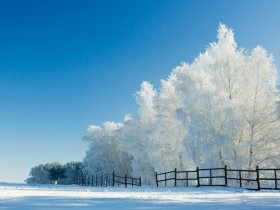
83 24 280 184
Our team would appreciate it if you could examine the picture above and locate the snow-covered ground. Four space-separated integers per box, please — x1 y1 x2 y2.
0 183 280 209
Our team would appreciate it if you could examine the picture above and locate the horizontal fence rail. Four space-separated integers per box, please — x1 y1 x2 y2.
77 172 141 188
113 173 141 187
76 173 113 187
226 168 258 190
156 165 280 191
258 168 280 190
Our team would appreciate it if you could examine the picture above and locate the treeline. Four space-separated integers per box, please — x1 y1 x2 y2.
25 161 83 184
83 24 280 185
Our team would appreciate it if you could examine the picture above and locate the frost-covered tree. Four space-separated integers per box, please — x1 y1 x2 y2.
26 161 84 185
83 24 280 184
62 162 83 184
25 164 51 184
48 162 66 184
172 24 280 169
83 122 132 176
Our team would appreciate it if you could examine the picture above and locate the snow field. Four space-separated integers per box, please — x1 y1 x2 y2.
1 183 280 209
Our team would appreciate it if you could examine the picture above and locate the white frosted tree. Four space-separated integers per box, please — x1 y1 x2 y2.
135 81 157 123
83 24 280 184
120 115 156 185
83 122 132 176
239 46 280 169
172 24 280 169
147 75 194 172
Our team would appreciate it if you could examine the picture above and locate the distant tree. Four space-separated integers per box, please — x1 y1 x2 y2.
25 164 50 184
26 161 82 185
62 162 83 184
83 122 132 176
47 162 66 184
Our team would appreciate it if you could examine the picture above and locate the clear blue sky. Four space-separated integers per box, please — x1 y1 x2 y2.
0 0 279 183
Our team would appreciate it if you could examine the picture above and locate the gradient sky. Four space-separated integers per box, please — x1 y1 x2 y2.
0 0 279 183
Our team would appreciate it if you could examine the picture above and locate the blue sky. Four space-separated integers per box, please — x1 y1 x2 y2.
0 0 279 183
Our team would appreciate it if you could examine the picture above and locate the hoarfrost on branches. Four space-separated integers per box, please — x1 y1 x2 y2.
83 24 280 183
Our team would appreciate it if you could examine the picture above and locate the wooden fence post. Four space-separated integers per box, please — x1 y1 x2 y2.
224 165 228 186
125 175 127 187
106 173 108 187
174 168 177 187
239 170 242 188
155 172 158 187
210 169 212 186
92 175 94 186
96 175 98 187
274 169 277 189
139 177 142 186
196 167 200 187
112 172 115 186
186 172 188 186
256 166 260 191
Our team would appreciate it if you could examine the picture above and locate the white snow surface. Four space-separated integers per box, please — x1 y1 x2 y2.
0 183 280 209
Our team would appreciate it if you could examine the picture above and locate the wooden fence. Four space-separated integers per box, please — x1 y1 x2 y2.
113 173 142 187
77 172 141 187
76 173 113 187
156 165 280 191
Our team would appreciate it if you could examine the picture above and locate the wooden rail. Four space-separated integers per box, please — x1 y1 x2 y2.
156 165 280 191
77 172 141 187
113 173 141 187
